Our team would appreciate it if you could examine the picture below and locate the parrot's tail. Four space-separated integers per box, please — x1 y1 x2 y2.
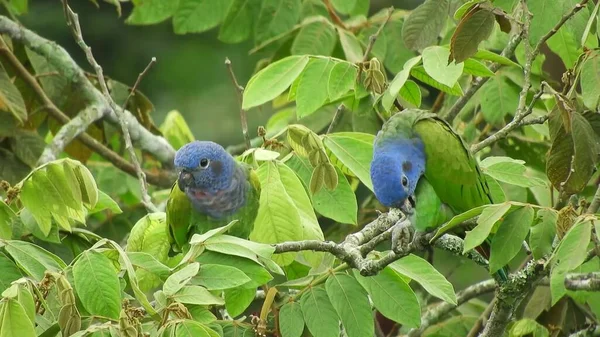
476 240 510 283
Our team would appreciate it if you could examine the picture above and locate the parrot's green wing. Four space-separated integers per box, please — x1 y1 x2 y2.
413 177 454 232
413 112 495 213
166 163 261 250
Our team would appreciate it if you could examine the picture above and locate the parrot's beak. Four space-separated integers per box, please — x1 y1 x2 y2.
399 194 416 215
178 171 195 191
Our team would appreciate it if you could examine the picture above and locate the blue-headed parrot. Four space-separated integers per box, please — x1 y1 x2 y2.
370 109 508 281
167 141 260 250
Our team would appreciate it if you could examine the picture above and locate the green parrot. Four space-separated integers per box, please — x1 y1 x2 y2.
370 109 508 281
167 141 260 250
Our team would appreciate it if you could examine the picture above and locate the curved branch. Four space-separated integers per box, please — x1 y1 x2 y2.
407 279 497 337
0 15 176 166
565 272 600 291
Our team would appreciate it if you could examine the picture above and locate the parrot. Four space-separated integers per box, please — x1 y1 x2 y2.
166 141 261 251
370 109 509 281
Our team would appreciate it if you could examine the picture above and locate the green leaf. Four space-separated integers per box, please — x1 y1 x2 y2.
550 217 592 304
323 132 374 191
126 251 171 280
175 320 220 337
296 58 334 118
279 302 304 337
196 251 273 288
204 235 276 267
224 287 255 317
327 62 357 101
480 156 547 187
480 74 520 125
453 0 478 19
422 316 478 336
410 66 464 96
0 64 26 124
529 209 557 260
291 20 336 55
489 206 534 273
218 0 260 43
4 240 65 280
473 49 521 68
383 56 422 110
463 203 512 253
126 0 178 25
277 162 325 266
0 299 35 337
338 29 363 63
0 201 14 240
528 0 562 45
325 273 373 337
331 0 356 14
354 267 421 328
402 0 449 51
126 213 171 291
547 108 599 194
159 110 195 150
188 306 217 324
72 250 121 319
286 155 358 225
463 58 495 77
422 46 464 87
432 205 488 240
189 220 239 245
164 263 200 296
399 80 422 108
10 131 44 168
547 27 580 69
192 264 251 290
300 287 340 337
172 286 225 306
89 190 122 214
254 0 301 43
250 161 302 265
173 0 232 34
450 6 496 63
390 254 456 304
0 253 22 293
580 52 600 110
510 318 550 337
243 55 310 110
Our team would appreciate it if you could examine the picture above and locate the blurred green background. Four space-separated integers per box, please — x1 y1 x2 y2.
20 0 420 147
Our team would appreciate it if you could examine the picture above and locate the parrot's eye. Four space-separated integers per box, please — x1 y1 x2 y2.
401 175 408 187
199 158 210 169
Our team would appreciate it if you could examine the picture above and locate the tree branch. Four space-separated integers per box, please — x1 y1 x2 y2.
407 279 497 337
471 0 589 153
442 31 523 122
0 32 175 188
274 209 490 276
225 58 250 150
62 1 157 212
0 15 176 166
564 272 600 291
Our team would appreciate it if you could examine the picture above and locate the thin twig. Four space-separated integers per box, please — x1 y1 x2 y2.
442 31 524 122
357 7 394 82
323 0 347 29
471 89 545 153
225 58 251 150
121 57 156 111
326 104 345 134
466 298 496 337
472 0 589 153
407 280 497 337
63 0 158 212
0 34 174 187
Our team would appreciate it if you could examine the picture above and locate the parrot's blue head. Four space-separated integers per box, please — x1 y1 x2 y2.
370 137 426 211
174 141 236 195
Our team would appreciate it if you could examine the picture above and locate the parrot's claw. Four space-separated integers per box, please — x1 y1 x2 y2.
391 219 414 254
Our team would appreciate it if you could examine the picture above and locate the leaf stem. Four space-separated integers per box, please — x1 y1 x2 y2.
225 57 251 150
